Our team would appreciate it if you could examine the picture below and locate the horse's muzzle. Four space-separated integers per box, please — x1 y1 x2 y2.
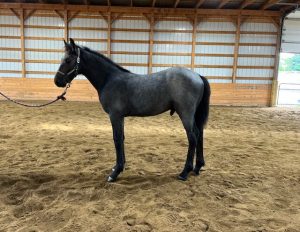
54 75 67 88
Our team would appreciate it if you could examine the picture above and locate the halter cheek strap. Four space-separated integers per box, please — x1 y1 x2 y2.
58 48 81 78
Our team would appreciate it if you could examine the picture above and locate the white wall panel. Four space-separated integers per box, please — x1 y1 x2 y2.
0 38 21 48
236 80 272 84
152 55 191 65
0 27 20 36
0 50 21 59
123 66 148 74
155 20 192 30
112 31 148 40
240 34 276 43
26 63 59 72
195 45 234 54
196 33 235 43
208 79 232 83
241 22 277 32
26 74 57 79
237 69 273 77
195 68 232 77
197 21 235 31
25 51 64 61
25 28 64 38
239 46 275 55
154 32 192 42
25 16 63 26
25 39 63 49
113 19 149 29
153 44 191 53
0 62 22 71
195 56 233 65
75 41 107 51
0 15 19 24
238 57 274 66
69 29 107 39
112 43 148 52
69 18 107 28
0 73 21 78
111 54 148 64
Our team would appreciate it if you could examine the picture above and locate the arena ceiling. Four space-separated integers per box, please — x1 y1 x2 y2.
0 0 299 14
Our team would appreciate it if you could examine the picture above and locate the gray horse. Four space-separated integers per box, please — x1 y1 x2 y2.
54 39 211 182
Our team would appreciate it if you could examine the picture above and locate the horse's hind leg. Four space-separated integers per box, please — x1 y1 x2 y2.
194 123 205 175
178 113 197 181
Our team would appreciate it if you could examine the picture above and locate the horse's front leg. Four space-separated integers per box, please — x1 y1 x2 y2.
107 115 125 182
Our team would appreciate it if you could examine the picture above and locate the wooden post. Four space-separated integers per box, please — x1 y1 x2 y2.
107 12 111 58
148 14 154 74
20 9 26 79
270 17 282 106
64 10 68 41
191 15 197 71
232 14 241 83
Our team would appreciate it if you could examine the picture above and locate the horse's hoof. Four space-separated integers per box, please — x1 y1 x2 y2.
193 169 200 176
177 175 187 181
107 176 115 182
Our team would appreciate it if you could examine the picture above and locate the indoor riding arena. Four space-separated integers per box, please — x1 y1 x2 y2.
0 1 300 231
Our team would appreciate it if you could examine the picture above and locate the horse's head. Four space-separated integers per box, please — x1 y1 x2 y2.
54 38 81 88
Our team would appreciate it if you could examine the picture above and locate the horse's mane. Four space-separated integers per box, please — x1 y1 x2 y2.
82 46 131 73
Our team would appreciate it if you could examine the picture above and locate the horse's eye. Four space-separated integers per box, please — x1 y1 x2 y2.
65 58 71 63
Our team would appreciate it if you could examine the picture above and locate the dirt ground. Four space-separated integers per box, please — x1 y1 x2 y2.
0 101 299 232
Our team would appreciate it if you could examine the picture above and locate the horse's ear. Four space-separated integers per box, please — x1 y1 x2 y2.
69 38 76 50
64 40 68 46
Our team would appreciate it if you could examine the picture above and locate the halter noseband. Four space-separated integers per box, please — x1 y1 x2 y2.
57 47 81 79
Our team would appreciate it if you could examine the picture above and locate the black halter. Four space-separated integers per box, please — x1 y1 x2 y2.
57 47 81 80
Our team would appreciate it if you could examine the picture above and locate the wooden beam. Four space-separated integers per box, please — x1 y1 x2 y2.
24 9 35 20
107 0 111 7
107 12 111 58
191 15 197 71
218 0 230 9
64 10 68 41
130 0 133 7
148 14 154 74
68 11 80 22
232 15 241 83
20 9 26 79
84 0 90 5
239 0 256 9
10 8 20 19
260 0 280 10
195 0 206 8
0 4 282 17
152 0 156 7
54 10 64 19
270 18 282 106
174 0 180 8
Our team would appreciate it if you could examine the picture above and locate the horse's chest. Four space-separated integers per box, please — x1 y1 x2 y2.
99 92 125 114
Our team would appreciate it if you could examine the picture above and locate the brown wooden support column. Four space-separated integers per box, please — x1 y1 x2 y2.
148 14 154 74
64 10 68 41
20 9 26 79
270 17 282 106
191 15 197 71
232 14 241 83
107 12 111 58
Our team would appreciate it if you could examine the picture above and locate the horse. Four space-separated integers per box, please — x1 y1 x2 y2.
54 38 211 182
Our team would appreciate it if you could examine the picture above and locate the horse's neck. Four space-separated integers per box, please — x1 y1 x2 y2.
80 51 122 91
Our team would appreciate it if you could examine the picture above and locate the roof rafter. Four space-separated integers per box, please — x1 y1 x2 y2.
195 0 206 8
260 0 281 10
152 0 156 7
239 0 256 9
218 0 231 9
174 0 180 8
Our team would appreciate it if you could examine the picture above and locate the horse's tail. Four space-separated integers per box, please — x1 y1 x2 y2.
195 75 211 127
